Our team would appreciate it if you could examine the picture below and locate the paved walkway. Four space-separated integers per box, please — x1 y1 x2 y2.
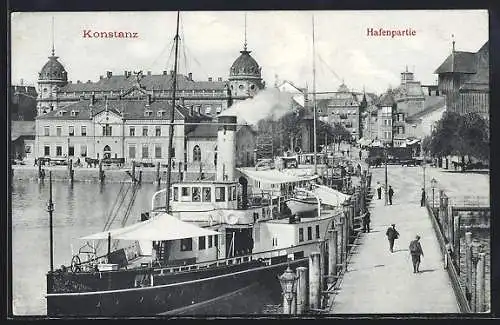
330 175 460 314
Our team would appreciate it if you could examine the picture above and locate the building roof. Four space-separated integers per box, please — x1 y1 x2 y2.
59 73 227 92
434 51 477 74
39 55 68 82
379 92 395 106
394 81 425 98
229 48 261 79
185 122 256 138
36 99 189 121
406 96 446 121
11 121 36 141
460 42 489 91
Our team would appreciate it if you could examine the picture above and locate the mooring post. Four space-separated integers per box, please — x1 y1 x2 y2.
465 231 473 306
309 251 321 311
296 267 308 314
156 162 161 186
328 229 338 287
453 215 461 273
475 252 486 312
68 159 74 183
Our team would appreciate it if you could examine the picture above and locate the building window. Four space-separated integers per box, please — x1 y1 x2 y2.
129 145 136 159
142 127 148 137
80 145 87 157
56 126 62 136
198 236 206 250
129 127 135 137
215 187 226 202
44 126 50 136
81 126 87 136
44 146 50 156
180 238 192 251
299 228 304 242
205 106 212 115
102 124 112 136
69 126 74 136
208 235 213 248
155 126 161 137
181 187 190 197
68 146 74 156
315 225 320 239
155 144 162 158
173 187 179 201
192 187 201 202
202 187 211 202
170 147 176 158
142 144 148 158
193 145 201 162
216 106 222 115
56 146 62 156
307 227 312 240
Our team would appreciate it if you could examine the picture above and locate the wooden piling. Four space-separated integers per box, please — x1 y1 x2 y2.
308 252 321 311
69 159 74 183
296 267 308 314
465 232 473 305
453 215 460 273
328 229 338 286
475 252 486 312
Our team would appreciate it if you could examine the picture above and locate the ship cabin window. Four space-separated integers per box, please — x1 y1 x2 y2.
173 187 179 201
307 227 312 240
208 235 213 248
230 186 237 201
198 236 206 250
215 187 226 202
181 187 190 197
180 238 192 251
202 187 211 202
192 187 201 202
299 228 304 242
315 225 320 239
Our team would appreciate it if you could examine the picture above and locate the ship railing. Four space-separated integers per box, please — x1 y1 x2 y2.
153 240 319 275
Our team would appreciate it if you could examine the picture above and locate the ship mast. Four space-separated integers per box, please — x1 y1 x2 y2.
312 15 318 175
165 11 181 214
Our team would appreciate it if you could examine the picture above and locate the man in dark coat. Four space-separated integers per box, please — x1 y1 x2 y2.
362 210 371 233
420 188 426 207
358 150 362 160
409 235 424 273
388 185 394 205
377 182 382 200
386 224 399 253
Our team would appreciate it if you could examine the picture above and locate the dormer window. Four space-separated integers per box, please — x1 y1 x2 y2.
70 110 78 117
144 110 153 117
58 110 67 116
157 110 166 117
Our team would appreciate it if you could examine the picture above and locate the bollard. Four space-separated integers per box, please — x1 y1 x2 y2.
465 232 473 305
296 266 308 314
475 252 486 312
453 215 460 273
328 229 338 286
308 252 321 311
156 162 161 186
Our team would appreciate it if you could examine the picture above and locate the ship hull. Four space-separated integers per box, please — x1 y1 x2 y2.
46 258 307 317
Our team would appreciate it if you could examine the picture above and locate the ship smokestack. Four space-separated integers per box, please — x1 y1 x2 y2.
216 115 237 181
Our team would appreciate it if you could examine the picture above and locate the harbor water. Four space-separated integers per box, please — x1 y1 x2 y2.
11 180 282 316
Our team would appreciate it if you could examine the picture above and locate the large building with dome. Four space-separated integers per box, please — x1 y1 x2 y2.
34 42 263 171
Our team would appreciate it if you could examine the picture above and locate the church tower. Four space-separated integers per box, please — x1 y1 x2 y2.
228 14 264 102
37 18 68 115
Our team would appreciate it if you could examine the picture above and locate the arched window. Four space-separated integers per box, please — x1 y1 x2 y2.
193 145 201 162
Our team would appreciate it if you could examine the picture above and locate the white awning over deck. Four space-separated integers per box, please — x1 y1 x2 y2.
238 167 319 185
80 213 221 241
312 185 350 207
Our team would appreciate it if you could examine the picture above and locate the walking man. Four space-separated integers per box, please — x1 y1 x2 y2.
358 150 362 160
409 235 424 273
377 182 382 200
388 185 394 205
362 209 371 233
420 188 426 207
386 224 399 253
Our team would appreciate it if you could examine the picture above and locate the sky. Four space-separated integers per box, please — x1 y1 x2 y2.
10 10 488 95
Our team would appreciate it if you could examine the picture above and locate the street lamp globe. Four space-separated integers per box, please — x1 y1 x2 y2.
431 178 437 189
279 265 298 296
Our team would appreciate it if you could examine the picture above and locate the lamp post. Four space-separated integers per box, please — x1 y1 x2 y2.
384 146 388 206
279 265 299 314
431 178 437 211
422 163 426 195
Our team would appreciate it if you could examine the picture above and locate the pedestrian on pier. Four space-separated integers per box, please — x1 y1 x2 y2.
359 150 362 160
388 186 394 205
377 182 382 200
362 210 371 233
420 188 426 207
409 235 424 273
386 224 399 253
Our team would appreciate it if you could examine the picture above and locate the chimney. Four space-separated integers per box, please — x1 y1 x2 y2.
106 71 112 78
147 71 151 76
124 70 128 77
146 94 152 106
208 77 213 82
218 77 222 82
163 71 167 75
77 80 81 84
90 94 95 106
188 72 192 80
20 78 24 85
216 115 237 181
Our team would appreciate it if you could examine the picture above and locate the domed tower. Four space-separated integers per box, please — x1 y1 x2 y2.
228 43 264 100
37 47 68 115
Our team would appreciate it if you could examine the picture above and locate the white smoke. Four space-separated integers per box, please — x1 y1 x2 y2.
220 88 295 126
